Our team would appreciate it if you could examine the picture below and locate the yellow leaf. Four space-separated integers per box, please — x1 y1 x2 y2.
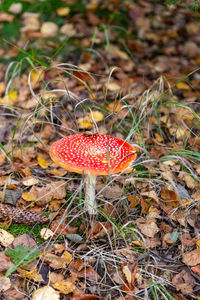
22 192 37 201
37 156 51 169
18 268 43 282
5 90 18 104
53 280 76 294
155 133 163 142
176 82 190 90
89 110 104 122
56 7 70 16
77 117 92 129
196 240 200 248
61 251 72 264
107 102 123 113
30 68 44 83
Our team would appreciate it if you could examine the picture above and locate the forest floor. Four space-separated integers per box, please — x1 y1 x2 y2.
0 1 200 299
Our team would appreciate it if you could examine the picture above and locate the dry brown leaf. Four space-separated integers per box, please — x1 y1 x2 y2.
172 270 195 294
87 222 112 240
30 181 67 205
136 218 159 238
141 190 159 203
179 233 195 247
47 168 68 177
50 219 77 236
12 233 37 249
42 253 68 269
0 254 13 272
49 272 64 284
32 286 59 300
182 248 200 266
128 195 140 208
178 171 196 189
121 263 138 291
69 260 101 282
160 188 179 207
0 276 11 292
191 265 200 276
71 295 102 300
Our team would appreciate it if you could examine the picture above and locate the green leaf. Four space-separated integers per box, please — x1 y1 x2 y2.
5 245 40 276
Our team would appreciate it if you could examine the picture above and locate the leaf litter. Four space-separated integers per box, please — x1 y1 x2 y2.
0 0 200 299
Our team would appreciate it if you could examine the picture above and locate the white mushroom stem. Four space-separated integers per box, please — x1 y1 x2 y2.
85 173 97 215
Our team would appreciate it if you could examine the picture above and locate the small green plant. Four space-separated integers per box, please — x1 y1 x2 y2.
5 245 40 276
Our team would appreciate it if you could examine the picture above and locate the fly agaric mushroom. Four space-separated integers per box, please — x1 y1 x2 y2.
50 133 137 215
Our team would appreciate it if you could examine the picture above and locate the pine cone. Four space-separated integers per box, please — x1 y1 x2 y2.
0 203 49 225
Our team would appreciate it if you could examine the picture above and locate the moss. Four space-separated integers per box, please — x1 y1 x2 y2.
5 224 47 245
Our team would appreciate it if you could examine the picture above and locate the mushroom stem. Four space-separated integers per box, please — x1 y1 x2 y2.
85 173 97 215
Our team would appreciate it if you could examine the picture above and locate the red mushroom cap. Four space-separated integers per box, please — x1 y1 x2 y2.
50 134 137 175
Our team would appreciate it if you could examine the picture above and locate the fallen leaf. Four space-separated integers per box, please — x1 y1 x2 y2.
172 270 195 294
60 23 76 36
176 82 190 90
87 221 112 240
128 195 140 208
18 268 43 282
182 248 200 266
77 117 92 129
88 111 104 123
49 272 64 284
56 7 70 16
31 286 59 300
41 22 59 37
0 254 13 272
106 82 121 91
37 156 51 169
179 233 195 247
22 176 39 186
61 251 73 264
42 253 68 269
121 262 138 291
0 276 11 291
9 3 22 14
160 188 179 207
53 280 76 294
22 192 37 202
141 190 159 203
107 102 123 113
178 171 196 189
40 228 54 240
30 181 67 205
0 229 14 247
71 295 102 300
136 217 159 238
69 260 101 281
